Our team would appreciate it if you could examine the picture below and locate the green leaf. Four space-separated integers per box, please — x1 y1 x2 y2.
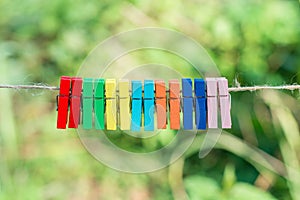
184 176 222 200
222 164 236 192
229 183 277 200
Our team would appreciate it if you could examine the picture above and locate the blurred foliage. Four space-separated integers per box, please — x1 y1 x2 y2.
0 0 300 200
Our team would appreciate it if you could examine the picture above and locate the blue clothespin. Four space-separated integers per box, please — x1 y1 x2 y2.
131 80 142 131
144 80 155 131
182 78 193 130
194 78 207 130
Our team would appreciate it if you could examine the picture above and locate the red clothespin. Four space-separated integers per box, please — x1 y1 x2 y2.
217 78 231 128
57 76 71 129
206 78 218 129
68 77 83 128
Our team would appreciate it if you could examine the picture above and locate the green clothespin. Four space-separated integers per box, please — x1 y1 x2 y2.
94 79 105 130
83 78 93 129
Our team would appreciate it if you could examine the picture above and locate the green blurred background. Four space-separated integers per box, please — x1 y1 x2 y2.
0 0 300 199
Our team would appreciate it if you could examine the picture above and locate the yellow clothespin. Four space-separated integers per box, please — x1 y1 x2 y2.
119 80 130 130
105 79 117 130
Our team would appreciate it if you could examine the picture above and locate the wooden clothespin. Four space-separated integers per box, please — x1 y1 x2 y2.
144 80 155 131
182 78 193 130
105 79 117 130
82 78 93 130
94 79 105 130
194 78 206 130
217 78 231 128
155 80 167 129
68 77 82 128
169 79 180 130
131 80 142 131
119 79 130 130
57 76 71 129
206 78 218 129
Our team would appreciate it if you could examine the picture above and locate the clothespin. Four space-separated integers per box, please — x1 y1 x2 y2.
57 76 71 129
155 80 167 129
217 78 231 128
206 78 218 128
105 79 117 130
82 78 93 130
182 78 193 130
119 79 130 130
94 79 105 130
144 80 155 131
194 78 207 130
169 79 180 130
131 80 142 131
68 77 82 128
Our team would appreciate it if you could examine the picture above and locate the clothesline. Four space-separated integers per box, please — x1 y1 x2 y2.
0 84 300 92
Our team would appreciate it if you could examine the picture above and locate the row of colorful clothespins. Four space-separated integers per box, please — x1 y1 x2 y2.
56 76 231 131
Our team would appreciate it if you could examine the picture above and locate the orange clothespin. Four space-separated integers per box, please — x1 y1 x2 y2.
169 79 181 130
155 80 167 129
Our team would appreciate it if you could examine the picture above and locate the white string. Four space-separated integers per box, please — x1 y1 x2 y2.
228 85 300 92
0 84 300 92
0 84 59 91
